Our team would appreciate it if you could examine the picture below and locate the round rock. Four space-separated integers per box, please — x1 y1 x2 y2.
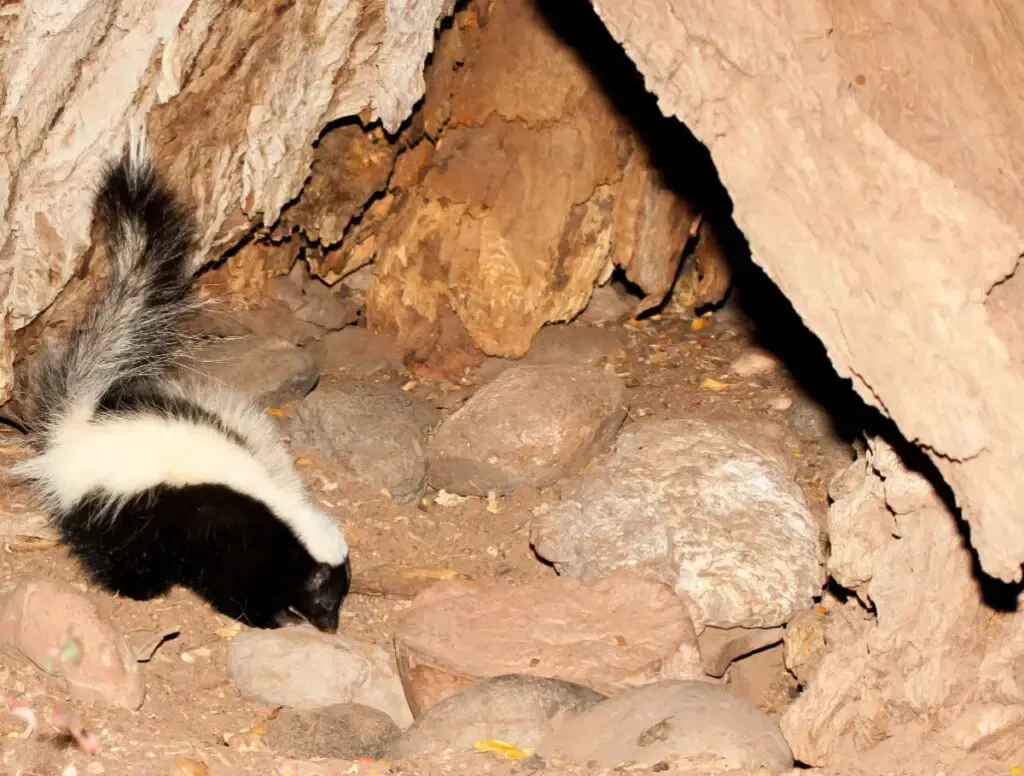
531 418 825 630
393 573 701 717
427 364 626 496
227 628 412 726
389 674 605 759
267 703 400 760
290 379 441 503
537 680 794 773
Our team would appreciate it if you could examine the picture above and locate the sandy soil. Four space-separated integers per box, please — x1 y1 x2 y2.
0 304 855 776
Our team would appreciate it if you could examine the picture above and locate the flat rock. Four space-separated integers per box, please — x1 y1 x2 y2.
193 335 322 408
389 674 605 760
228 627 412 726
729 348 784 379
427 365 627 496
268 703 400 760
537 680 793 773
291 379 441 503
0 579 144 709
393 573 701 718
522 324 625 368
532 418 825 630
320 327 404 379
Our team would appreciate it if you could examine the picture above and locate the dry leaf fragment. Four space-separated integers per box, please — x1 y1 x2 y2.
264 408 288 417
215 622 244 640
700 378 730 391
473 739 533 759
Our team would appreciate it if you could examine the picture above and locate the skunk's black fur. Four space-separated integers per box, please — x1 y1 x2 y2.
13 133 350 631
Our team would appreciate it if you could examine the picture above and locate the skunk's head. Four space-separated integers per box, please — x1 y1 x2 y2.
290 558 351 632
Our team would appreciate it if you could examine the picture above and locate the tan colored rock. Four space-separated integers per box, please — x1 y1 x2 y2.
729 349 783 379
393 574 702 718
537 680 793 773
346 0 697 359
427 364 627 496
192 335 322 408
228 628 413 727
779 437 995 764
586 0 1024 584
698 625 785 678
1 0 454 403
0 579 144 709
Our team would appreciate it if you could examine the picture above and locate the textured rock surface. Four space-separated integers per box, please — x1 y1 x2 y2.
532 418 825 630
389 674 606 759
698 626 786 679
321 328 404 379
291 379 441 503
393 574 701 717
586 0 1024 583
0 579 144 709
779 437 1011 765
0 0 455 403
339 0 698 359
193 335 322 408
538 680 793 772
228 628 412 726
427 364 626 496
267 704 401 760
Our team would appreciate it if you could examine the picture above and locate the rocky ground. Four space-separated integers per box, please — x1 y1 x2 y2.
0 270 865 776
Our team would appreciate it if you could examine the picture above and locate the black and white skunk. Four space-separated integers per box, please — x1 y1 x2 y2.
12 133 350 631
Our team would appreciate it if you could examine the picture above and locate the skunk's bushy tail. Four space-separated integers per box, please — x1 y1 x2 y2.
25 132 198 440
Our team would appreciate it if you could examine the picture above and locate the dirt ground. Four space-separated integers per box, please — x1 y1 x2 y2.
0 299 856 776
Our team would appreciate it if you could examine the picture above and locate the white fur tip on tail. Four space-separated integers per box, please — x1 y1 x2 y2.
126 121 151 185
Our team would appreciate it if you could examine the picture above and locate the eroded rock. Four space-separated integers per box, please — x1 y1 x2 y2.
427 364 626 496
532 418 825 630
537 680 793 772
389 674 605 760
0 579 144 709
192 335 322 408
267 703 400 760
228 628 412 725
393 573 701 717
698 625 785 678
291 379 441 503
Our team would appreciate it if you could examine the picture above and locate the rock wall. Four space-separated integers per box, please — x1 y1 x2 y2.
586 0 1024 584
322 0 721 360
0 0 454 402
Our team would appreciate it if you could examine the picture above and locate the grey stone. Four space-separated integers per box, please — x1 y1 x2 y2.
532 418 825 630
268 703 400 760
192 334 322 407
522 324 625 368
537 680 794 772
321 327 403 379
579 283 634 325
389 674 605 760
427 364 627 496
291 379 441 503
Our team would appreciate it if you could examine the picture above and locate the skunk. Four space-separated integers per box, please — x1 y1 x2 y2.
11 132 350 631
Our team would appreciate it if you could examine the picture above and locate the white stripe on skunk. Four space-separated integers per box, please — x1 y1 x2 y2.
11 129 350 631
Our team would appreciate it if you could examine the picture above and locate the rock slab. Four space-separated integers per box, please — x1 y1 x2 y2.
0 579 144 709
393 573 701 717
291 379 441 503
537 680 793 773
532 418 825 630
267 703 400 760
427 364 627 496
228 627 412 726
389 674 605 759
